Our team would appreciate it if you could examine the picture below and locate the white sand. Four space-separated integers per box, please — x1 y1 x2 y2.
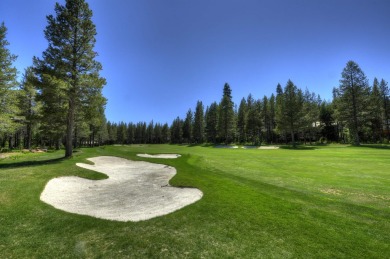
40 156 202 222
258 146 279 149
137 154 181 159
214 145 239 149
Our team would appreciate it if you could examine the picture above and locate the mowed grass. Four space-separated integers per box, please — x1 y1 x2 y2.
0 144 389 258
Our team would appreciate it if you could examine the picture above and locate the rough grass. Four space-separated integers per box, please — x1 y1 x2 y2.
0 144 389 258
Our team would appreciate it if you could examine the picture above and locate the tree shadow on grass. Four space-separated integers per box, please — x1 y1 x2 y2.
348 144 390 150
0 157 67 169
279 145 317 150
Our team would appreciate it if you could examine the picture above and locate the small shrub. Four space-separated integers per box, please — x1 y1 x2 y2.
319 137 327 144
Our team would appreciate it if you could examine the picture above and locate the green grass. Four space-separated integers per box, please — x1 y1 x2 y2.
0 144 389 258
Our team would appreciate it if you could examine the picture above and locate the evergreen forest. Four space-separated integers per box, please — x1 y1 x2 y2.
1 1 389 156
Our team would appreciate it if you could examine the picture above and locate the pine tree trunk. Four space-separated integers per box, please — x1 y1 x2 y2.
26 123 32 150
65 99 75 158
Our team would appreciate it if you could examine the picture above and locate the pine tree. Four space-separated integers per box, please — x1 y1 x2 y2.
19 67 40 149
170 117 183 144
161 123 170 143
237 97 247 143
269 94 276 143
218 83 235 144
193 101 205 143
333 61 370 145
205 102 219 143
302 88 321 144
319 101 337 142
369 78 383 142
379 79 390 139
262 95 272 144
246 94 261 145
276 80 305 147
182 109 193 143
0 22 19 138
34 0 106 157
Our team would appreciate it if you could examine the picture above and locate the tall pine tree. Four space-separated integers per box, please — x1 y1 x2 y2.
34 0 106 157
0 22 19 138
218 83 235 144
333 61 370 145
193 101 204 143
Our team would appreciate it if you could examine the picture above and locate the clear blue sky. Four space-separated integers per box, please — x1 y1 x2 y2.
1 0 389 124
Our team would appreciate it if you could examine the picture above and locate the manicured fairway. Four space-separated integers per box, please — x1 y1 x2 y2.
0 145 389 258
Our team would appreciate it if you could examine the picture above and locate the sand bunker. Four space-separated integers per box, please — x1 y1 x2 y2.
137 154 181 159
40 156 202 222
258 146 279 149
214 145 239 149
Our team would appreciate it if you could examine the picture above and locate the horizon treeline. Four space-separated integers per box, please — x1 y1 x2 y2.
2 10 390 150
105 61 390 147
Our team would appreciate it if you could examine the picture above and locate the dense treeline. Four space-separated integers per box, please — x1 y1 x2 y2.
1 2 389 151
105 62 390 146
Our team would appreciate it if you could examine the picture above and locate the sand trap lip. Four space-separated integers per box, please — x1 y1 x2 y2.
40 156 202 222
258 146 279 149
214 145 239 149
137 154 181 159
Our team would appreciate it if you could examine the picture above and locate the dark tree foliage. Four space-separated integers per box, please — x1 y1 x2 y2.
182 109 193 143
205 102 219 143
237 98 247 143
333 61 370 145
193 101 205 144
276 80 305 147
171 117 183 144
0 22 19 137
218 83 235 144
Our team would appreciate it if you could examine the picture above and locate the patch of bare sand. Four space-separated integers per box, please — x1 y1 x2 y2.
40 156 202 222
258 146 279 150
137 154 181 159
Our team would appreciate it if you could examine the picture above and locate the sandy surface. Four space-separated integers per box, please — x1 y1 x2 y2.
40 156 203 222
137 154 181 159
214 145 239 149
258 146 279 149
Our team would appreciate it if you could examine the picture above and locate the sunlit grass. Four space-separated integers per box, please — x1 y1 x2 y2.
0 144 389 258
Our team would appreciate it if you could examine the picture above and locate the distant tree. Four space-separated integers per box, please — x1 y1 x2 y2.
146 121 154 143
302 88 321 144
0 22 19 140
193 101 205 143
116 122 127 144
319 101 337 142
19 67 40 149
262 95 276 144
268 94 276 143
368 78 383 142
218 83 235 144
153 123 163 144
161 123 170 143
236 97 247 143
36 75 67 149
127 123 135 144
246 94 261 145
276 80 305 147
333 61 370 145
170 117 183 144
34 0 106 157
182 109 193 143
379 79 390 139
135 122 146 143
205 102 219 143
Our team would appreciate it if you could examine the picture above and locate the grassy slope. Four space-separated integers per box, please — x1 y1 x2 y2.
0 145 389 258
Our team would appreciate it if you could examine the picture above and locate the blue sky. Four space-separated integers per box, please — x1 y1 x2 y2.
1 0 389 124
